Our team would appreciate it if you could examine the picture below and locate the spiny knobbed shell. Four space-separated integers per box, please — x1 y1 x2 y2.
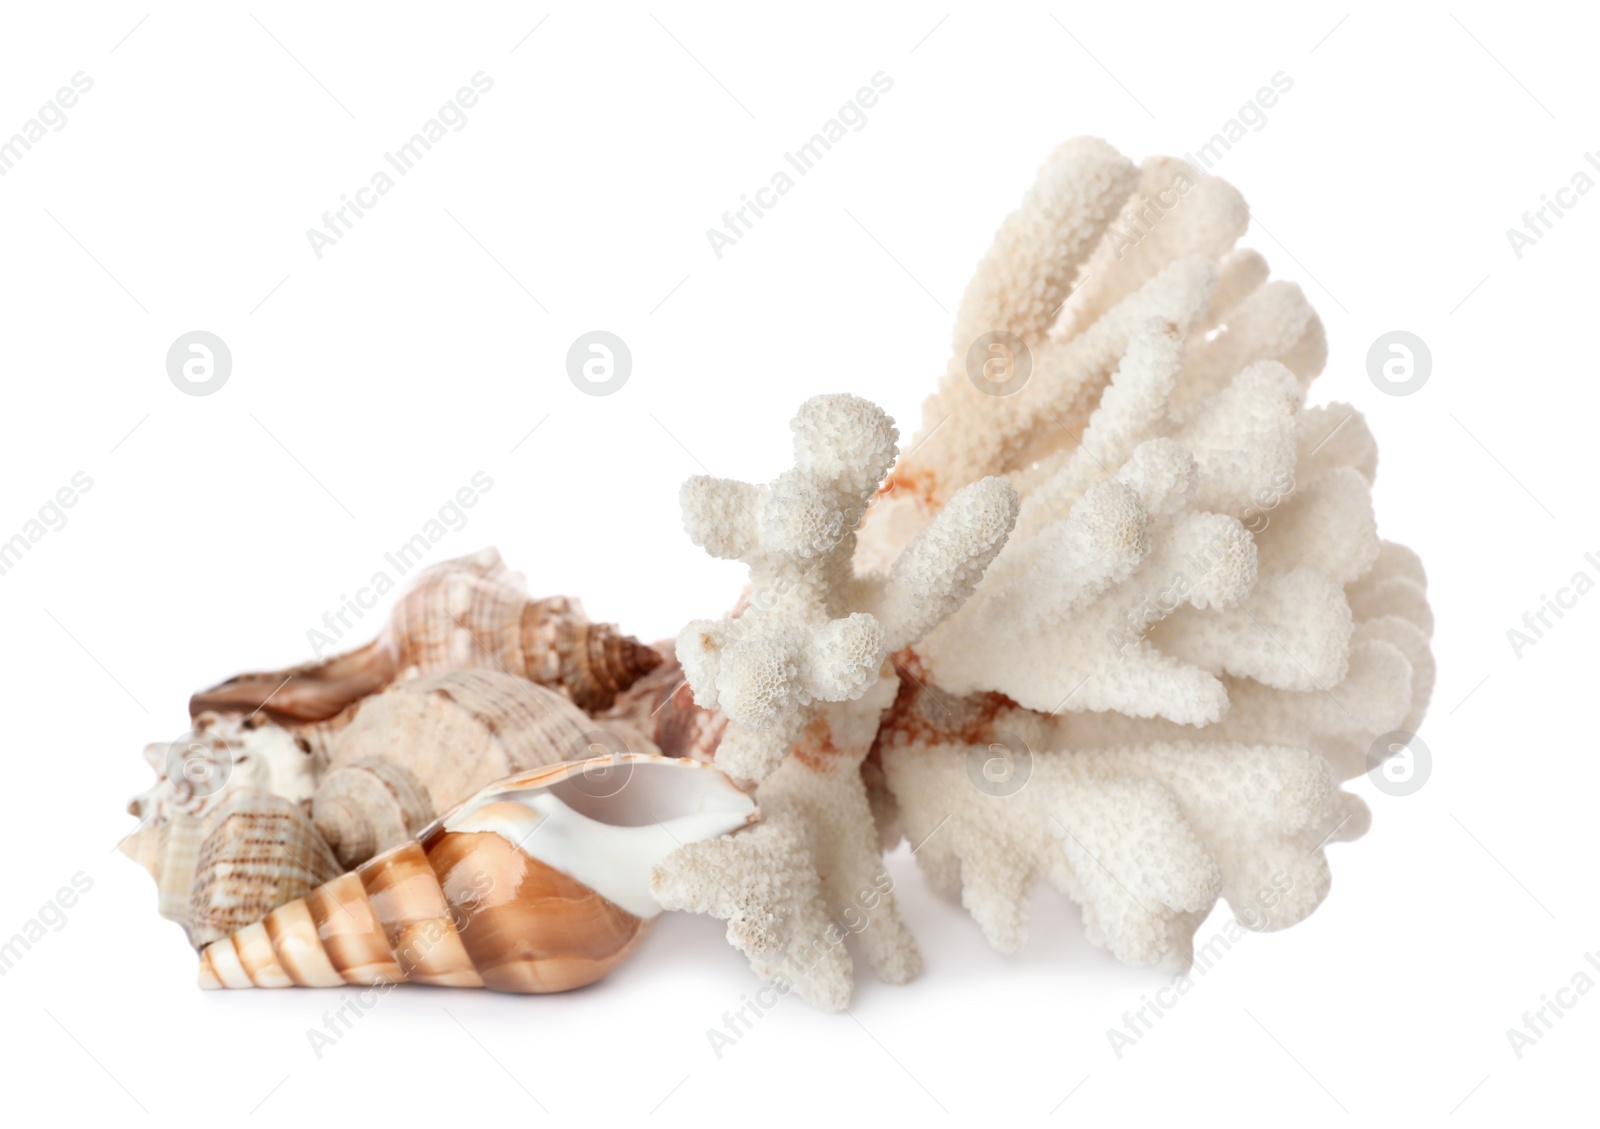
188 548 662 725
126 711 317 828
198 754 758 993
125 788 342 948
312 669 656 869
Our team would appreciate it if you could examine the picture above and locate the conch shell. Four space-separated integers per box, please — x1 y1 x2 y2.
123 788 342 948
198 754 757 992
312 669 654 868
189 548 662 725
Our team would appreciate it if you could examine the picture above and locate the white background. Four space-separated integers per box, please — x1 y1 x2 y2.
0 2 1594 1125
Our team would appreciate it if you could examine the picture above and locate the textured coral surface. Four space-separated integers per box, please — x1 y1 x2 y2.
653 138 1433 1010
656 394 1017 1008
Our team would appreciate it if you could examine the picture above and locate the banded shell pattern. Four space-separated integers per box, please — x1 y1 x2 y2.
311 669 645 869
189 548 662 726
198 753 758 993
123 788 343 948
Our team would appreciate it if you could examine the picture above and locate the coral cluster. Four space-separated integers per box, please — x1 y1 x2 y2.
653 138 1432 1008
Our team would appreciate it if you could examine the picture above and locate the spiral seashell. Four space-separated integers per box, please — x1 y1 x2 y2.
189 548 662 725
125 711 318 829
382 550 662 711
125 788 342 948
311 669 652 869
197 753 758 992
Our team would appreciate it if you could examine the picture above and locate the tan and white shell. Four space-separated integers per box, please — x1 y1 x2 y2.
188 548 663 726
123 788 342 948
311 668 660 869
197 754 758 993
125 712 317 828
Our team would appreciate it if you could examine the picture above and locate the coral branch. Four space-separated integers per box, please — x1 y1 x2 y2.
663 394 1018 1003
660 139 1432 1009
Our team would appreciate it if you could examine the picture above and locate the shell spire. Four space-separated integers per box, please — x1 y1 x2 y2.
518 595 665 713
188 549 662 724
197 754 757 993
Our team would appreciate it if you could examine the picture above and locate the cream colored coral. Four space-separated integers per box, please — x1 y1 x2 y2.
877 681 1368 965
658 138 1432 1008
673 393 1017 785
652 690 901 1011
655 394 1017 1008
884 142 1429 962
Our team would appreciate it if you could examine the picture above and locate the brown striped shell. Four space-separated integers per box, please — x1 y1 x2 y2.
123 788 343 949
188 548 662 726
197 753 758 993
309 669 650 869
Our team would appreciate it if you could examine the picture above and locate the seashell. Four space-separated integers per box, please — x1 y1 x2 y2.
189 548 662 725
312 668 658 869
126 711 318 828
197 754 758 992
124 788 342 948
600 644 727 763
120 811 206 942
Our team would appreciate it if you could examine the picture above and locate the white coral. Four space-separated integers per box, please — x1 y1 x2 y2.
672 393 1018 786
654 394 1017 1007
877 681 1368 966
656 139 1433 1009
